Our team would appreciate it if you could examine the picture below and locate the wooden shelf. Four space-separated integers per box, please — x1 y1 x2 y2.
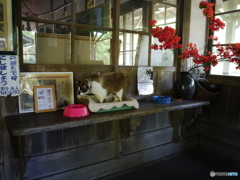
5 99 210 136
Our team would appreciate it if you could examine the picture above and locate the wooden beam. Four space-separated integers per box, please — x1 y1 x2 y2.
111 0 120 72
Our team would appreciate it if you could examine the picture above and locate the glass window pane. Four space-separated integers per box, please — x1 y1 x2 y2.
22 21 72 65
211 46 240 76
119 33 149 66
120 0 148 31
150 3 176 67
151 35 174 67
149 22 175 67
76 1 112 28
75 30 112 65
153 3 176 27
211 61 240 76
22 0 71 21
213 12 240 44
215 0 240 14
156 0 177 5
23 31 36 64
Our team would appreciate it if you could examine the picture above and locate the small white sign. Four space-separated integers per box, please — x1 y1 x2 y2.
138 67 154 95
0 55 20 96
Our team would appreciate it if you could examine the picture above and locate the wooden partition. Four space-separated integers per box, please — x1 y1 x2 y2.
199 76 240 161
5 100 209 179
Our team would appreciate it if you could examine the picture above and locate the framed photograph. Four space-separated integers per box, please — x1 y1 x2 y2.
34 85 57 113
0 0 17 54
87 0 95 9
19 72 74 113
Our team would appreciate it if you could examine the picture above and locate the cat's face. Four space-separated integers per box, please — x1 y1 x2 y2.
76 80 90 95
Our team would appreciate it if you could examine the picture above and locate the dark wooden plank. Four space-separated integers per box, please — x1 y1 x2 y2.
118 67 138 96
156 112 172 129
136 114 157 134
201 84 240 132
183 121 200 138
0 164 4 180
122 127 173 155
224 85 240 130
26 133 44 156
200 122 240 148
73 125 97 146
0 122 2 164
5 100 210 136
62 128 76 149
25 141 114 179
136 112 172 134
1 119 19 180
200 135 240 162
96 121 113 142
46 130 63 151
202 85 230 127
38 136 198 180
156 71 175 95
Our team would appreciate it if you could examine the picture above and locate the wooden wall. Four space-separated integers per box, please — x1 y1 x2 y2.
200 77 240 162
3 66 240 180
0 97 20 180
0 66 205 180
0 117 4 180
18 111 199 180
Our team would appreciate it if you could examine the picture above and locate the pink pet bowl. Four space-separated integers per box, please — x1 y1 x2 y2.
63 104 89 117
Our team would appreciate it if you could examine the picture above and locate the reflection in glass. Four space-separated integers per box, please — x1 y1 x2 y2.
75 2 111 28
211 45 240 76
215 0 240 14
75 30 111 65
22 0 71 21
120 0 148 31
150 3 176 67
156 0 177 5
22 21 71 64
119 33 149 66
22 0 111 28
211 61 240 76
153 3 176 27
151 39 174 67
23 31 36 64
213 12 240 44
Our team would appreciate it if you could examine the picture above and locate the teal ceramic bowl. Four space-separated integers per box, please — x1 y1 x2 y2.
152 96 171 104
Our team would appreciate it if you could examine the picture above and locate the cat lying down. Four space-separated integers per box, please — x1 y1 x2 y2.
77 72 128 103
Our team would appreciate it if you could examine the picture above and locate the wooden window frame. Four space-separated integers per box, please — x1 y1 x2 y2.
17 0 182 72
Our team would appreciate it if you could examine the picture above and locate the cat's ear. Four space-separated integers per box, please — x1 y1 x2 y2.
76 80 81 86
82 80 89 87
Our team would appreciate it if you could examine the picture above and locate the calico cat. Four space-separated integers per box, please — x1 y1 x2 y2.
77 72 128 103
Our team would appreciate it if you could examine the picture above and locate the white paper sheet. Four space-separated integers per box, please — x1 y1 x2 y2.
0 55 20 96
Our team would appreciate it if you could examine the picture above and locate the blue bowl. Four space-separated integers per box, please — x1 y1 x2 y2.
152 95 171 104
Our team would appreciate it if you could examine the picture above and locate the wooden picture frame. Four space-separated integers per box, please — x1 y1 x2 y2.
0 0 17 54
34 85 57 113
18 72 74 113
87 0 95 9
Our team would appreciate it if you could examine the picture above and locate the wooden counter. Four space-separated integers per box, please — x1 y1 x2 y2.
5 99 210 136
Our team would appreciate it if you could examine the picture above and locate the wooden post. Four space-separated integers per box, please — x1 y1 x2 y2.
170 110 184 142
113 120 122 159
111 0 120 72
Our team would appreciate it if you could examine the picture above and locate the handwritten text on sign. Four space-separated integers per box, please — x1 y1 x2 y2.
0 55 20 96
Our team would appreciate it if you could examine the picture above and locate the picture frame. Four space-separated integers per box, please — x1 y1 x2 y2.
0 0 17 54
34 85 57 113
19 72 74 113
87 0 95 9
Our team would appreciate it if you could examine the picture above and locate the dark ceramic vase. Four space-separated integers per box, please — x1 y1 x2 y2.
174 71 195 100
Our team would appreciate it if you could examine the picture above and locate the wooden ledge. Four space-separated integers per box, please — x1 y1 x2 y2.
5 99 210 136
